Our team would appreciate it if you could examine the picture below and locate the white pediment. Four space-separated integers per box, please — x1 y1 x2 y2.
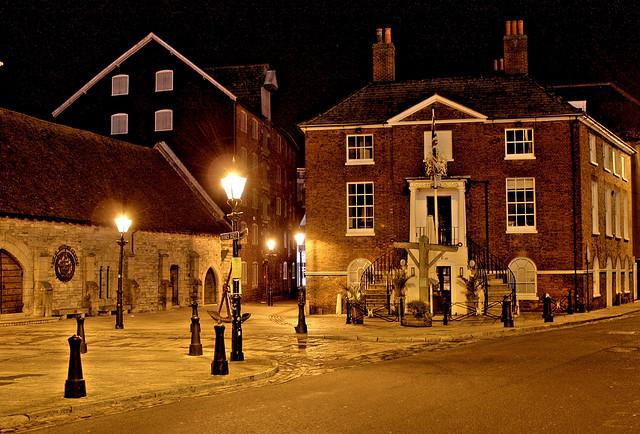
387 93 487 124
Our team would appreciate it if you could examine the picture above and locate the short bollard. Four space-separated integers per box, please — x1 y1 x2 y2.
189 316 203 356
294 287 308 334
64 335 86 398
501 296 514 328
76 315 87 354
211 324 229 376
542 293 554 323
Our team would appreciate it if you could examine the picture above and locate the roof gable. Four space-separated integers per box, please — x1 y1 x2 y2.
52 33 237 118
1 108 228 234
387 94 487 124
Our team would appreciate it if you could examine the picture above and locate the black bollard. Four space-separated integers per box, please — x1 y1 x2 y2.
345 299 352 324
566 289 574 314
442 291 449 326
543 293 554 323
76 315 87 354
211 324 229 375
501 296 514 328
294 287 308 334
64 335 86 398
189 316 203 356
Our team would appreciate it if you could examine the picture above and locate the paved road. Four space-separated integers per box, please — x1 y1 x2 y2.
31 313 640 433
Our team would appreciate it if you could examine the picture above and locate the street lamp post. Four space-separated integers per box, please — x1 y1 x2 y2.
114 214 132 330
294 232 307 334
221 171 246 362
266 238 276 306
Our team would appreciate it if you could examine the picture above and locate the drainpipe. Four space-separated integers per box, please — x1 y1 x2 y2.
570 120 579 313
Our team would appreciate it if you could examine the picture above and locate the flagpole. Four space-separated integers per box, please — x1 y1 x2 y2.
431 107 439 244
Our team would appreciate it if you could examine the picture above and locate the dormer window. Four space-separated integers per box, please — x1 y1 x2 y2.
111 74 129 96
155 70 173 92
110 113 128 135
154 109 173 131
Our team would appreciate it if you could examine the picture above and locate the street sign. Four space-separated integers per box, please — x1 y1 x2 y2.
220 228 248 241
220 231 240 241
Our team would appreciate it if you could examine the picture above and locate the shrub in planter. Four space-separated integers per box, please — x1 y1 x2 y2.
406 299 428 319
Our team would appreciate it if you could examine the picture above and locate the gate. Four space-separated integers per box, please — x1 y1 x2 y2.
0 250 23 314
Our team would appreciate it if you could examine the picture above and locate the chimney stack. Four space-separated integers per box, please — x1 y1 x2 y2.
372 27 396 82
503 19 528 75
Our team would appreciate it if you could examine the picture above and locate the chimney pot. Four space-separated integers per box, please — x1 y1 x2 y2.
384 28 392 44
517 20 524 35
505 21 511 36
500 58 504 71
493 59 498 71
376 28 383 42
511 20 517 36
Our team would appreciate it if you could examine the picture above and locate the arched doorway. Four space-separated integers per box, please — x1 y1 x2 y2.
170 265 179 306
0 250 23 314
204 268 217 305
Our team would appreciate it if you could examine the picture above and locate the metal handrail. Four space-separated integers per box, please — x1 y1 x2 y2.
467 236 518 316
359 248 408 316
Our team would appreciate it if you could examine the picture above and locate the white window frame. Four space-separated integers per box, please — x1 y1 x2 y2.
111 74 129 96
605 188 613 237
282 262 288 281
241 261 248 285
615 189 621 239
612 149 619 176
346 182 375 236
110 113 128 135
154 109 173 131
621 155 628 181
603 143 611 172
251 119 259 140
504 128 534 160
506 178 536 233
239 111 248 133
252 262 259 288
251 223 259 246
592 256 601 297
623 194 629 240
509 257 537 300
589 133 598 166
591 180 599 235
276 197 281 216
155 70 174 92
346 134 374 165
424 130 453 162
347 258 372 287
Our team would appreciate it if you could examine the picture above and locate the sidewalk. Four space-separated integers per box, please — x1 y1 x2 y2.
1 300 639 431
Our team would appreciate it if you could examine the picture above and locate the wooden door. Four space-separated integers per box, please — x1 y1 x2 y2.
0 250 23 314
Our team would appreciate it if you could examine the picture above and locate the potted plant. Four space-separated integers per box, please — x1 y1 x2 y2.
403 299 431 327
340 283 364 324
460 269 483 315
392 269 410 318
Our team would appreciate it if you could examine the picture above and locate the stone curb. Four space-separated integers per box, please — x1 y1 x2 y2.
0 358 278 431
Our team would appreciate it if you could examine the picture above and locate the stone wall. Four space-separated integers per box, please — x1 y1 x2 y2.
0 217 222 317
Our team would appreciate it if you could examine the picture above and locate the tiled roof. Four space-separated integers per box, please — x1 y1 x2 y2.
301 75 582 126
205 64 269 115
0 108 229 234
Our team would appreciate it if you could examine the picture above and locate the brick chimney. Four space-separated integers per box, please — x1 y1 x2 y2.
503 19 528 75
372 27 395 82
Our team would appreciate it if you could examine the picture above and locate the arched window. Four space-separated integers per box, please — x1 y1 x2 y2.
346 258 371 287
592 256 600 297
155 70 174 92
509 257 536 298
154 109 173 131
616 257 622 294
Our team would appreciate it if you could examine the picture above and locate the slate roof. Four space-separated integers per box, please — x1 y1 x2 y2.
205 64 269 116
0 108 229 234
300 75 582 127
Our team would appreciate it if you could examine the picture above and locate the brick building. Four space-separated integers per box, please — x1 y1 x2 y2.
299 23 635 316
51 33 301 302
0 108 228 317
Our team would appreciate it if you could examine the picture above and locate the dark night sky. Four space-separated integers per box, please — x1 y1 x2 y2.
1 0 639 138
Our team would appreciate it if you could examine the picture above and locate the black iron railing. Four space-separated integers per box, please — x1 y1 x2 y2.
467 236 517 317
415 226 459 246
359 248 408 321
